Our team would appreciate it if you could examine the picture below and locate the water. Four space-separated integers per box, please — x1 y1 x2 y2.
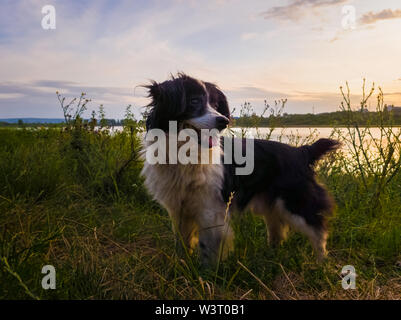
229 127 395 143
26 125 398 143
104 126 401 167
109 126 399 145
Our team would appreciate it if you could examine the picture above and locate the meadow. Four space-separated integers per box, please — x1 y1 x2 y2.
0 83 400 300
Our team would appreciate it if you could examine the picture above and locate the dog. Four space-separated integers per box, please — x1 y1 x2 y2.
141 73 340 264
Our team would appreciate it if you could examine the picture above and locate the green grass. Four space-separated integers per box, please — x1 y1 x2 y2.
1 125 400 300
1 84 401 300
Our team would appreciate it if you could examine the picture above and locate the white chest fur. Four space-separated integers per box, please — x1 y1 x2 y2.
141 160 225 215
141 142 233 261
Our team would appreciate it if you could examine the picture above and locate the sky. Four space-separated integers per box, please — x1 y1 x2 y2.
0 0 401 119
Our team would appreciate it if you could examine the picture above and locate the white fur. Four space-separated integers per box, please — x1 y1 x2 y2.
187 105 227 129
141 140 233 263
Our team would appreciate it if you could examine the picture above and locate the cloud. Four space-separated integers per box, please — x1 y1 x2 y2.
0 93 24 99
329 35 340 43
240 32 258 41
228 86 340 101
32 80 78 88
224 86 348 115
239 29 278 42
261 0 347 21
0 80 147 119
330 8 401 43
359 9 401 25
384 91 401 98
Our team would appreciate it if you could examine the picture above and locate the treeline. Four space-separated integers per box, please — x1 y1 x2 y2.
0 118 139 128
2 109 401 128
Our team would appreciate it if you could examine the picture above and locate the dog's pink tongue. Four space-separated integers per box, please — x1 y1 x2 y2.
209 136 213 148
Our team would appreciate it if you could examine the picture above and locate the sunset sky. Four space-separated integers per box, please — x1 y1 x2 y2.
0 0 401 119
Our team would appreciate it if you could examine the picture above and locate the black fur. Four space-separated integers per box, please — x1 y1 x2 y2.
222 138 339 230
205 82 231 119
144 73 229 131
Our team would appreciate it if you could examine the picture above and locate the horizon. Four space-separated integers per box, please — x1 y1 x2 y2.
1 0 401 119
3 105 401 124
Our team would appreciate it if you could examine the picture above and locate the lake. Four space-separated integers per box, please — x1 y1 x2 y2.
108 126 399 146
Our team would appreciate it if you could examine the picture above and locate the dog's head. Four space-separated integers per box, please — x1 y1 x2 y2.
144 73 230 147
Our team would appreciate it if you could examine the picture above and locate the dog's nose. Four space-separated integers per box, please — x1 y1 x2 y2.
216 116 229 131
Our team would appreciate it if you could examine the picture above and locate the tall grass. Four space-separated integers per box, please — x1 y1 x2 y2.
0 84 400 300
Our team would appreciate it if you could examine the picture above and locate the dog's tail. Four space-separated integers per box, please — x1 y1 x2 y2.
303 138 341 165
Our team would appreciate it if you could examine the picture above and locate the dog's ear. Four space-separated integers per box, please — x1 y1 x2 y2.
205 82 231 119
144 79 186 131
216 89 230 119
144 80 162 104
143 81 160 131
146 81 161 101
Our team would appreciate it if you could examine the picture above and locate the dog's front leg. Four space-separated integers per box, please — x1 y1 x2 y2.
197 208 233 265
170 210 198 256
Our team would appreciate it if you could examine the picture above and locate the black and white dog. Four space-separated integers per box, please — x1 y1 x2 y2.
141 73 340 264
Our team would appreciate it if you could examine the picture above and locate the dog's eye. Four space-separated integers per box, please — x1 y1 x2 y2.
190 98 201 105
